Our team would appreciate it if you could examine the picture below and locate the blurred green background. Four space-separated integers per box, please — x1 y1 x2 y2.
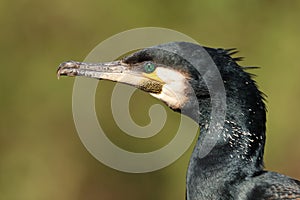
1 0 300 199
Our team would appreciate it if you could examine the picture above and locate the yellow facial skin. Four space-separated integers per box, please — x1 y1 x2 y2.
142 70 164 84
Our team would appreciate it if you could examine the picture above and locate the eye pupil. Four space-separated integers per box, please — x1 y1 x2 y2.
144 62 155 73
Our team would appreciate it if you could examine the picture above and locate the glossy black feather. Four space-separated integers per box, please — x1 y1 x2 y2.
124 42 300 200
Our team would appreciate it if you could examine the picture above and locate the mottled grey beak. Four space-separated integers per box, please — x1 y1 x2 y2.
57 60 163 93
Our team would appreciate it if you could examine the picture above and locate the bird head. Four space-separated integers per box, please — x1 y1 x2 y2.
57 42 210 113
57 41 267 159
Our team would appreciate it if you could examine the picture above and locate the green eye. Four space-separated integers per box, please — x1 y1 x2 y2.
143 62 156 73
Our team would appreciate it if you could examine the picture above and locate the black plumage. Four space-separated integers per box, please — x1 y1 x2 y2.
122 43 300 199
57 42 300 199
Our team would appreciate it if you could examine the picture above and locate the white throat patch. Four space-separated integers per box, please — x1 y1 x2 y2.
150 67 190 109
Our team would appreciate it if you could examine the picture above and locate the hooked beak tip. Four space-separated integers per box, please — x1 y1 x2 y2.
56 60 80 79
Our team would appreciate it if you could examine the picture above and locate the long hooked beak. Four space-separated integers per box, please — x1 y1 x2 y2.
57 60 164 93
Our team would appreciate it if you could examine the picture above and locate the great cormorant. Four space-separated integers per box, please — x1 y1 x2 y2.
57 42 300 199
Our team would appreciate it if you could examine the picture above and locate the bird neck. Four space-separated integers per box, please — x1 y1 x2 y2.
186 70 266 199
